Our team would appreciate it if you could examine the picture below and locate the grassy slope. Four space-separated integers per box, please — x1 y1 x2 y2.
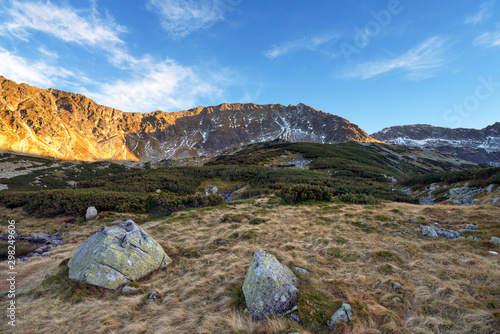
1 199 499 334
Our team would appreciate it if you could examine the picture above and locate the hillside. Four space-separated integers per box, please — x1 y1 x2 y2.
0 141 499 333
1 198 499 333
0 76 379 162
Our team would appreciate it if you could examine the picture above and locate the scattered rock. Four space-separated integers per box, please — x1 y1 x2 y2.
205 185 218 196
392 297 404 303
293 267 310 276
327 303 352 330
85 206 98 220
156 189 161 193
491 236 500 245
68 220 172 290
409 219 419 224
122 286 138 293
242 250 299 321
467 236 481 241
387 221 398 225
420 225 462 240
147 291 159 303
390 281 407 293
421 226 438 238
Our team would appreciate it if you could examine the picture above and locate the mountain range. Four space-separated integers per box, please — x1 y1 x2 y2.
0 75 498 165
371 123 500 166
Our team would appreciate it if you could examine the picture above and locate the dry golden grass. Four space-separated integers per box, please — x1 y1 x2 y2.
1 198 499 333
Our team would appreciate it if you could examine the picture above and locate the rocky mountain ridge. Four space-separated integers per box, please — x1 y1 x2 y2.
371 123 500 166
0 76 379 162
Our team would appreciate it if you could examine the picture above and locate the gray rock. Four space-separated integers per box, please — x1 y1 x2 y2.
467 236 481 241
68 220 172 289
122 286 138 293
85 206 98 220
242 250 298 321
392 297 403 303
327 303 352 330
421 226 438 238
491 237 500 245
465 223 478 231
206 185 218 195
147 291 158 303
421 225 463 240
387 221 398 225
293 267 310 275
390 281 407 293
486 184 494 193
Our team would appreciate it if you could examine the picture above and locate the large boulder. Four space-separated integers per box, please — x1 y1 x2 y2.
242 250 298 321
68 220 172 290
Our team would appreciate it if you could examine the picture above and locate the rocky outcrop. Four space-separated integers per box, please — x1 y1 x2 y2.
68 220 172 289
0 76 380 162
242 250 299 321
371 123 500 165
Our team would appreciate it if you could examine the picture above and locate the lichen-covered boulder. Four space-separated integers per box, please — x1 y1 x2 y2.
242 250 298 321
68 220 172 289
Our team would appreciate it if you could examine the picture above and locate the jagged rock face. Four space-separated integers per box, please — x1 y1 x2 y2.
0 76 379 162
371 123 500 166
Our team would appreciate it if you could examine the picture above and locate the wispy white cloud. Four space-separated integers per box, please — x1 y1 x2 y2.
85 58 222 112
0 47 74 87
0 0 129 66
465 1 495 25
0 1 232 113
147 0 238 39
340 36 447 80
264 33 339 59
474 29 500 47
38 47 59 59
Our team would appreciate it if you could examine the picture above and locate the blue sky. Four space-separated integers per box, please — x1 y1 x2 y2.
0 0 499 133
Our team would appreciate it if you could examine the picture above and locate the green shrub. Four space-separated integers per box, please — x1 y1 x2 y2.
338 193 381 205
146 193 224 216
275 184 334 204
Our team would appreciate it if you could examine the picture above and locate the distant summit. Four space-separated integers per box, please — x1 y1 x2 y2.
371 123 500 166
0 76 380 162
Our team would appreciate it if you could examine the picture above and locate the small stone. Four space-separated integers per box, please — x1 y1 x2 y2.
147 291 158 303
85 207 98 220
491 237 500 245
421 226 438 238
293 267 310 275
122 286 138 293
390 281 407 293
465 223 478 231
393 232 402 235
156 189 161 193
327 303 352 330
489 251 498 255
387 221 398 225
392 297 403 303
410 220 419 224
